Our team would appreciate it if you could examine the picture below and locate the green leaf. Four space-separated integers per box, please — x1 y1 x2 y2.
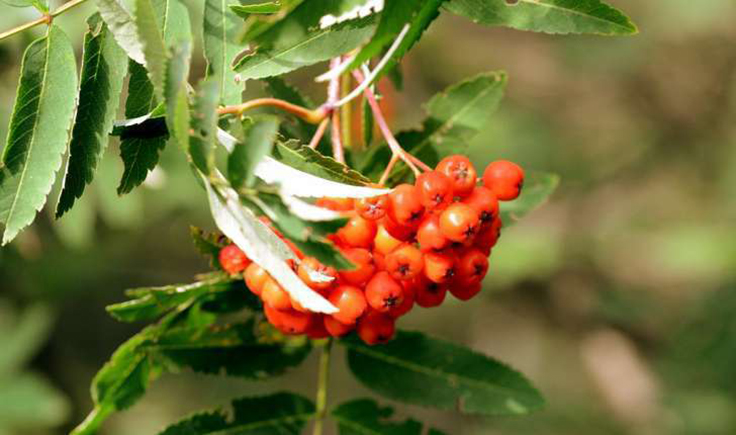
155 0 193 45
228 116 280 188
164 40 192 152
190 80 220 175
56 15 128 218
159 392 315 434
203 0 243 105
1 0 47 12
264 77 318 144
0 26 77 245
96 0 147 65
106 277 254 323
346 0 445 79
233 1 377 80
230 2 282 17
0 372 70 429
117 61 168 195
342 330 545 416
147 323 312 378
272 142 370 186
445 0 638 35
239 0 305 43
332 399 423 435
362 95 374 147
190 225 226 268
134 0 168 100
0 304 53 374
500 171 559 225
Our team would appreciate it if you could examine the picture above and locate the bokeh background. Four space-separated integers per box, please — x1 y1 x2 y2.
2 0 736 434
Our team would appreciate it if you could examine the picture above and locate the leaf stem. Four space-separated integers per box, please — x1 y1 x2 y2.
217 98 328 125
0 0 89 42
308 118 330 149
312 338 333 435
328 59 345 163
353 69 423 178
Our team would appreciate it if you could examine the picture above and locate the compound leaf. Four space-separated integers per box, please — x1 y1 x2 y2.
332 399 424 435
228 116 280 189
204 0 243 105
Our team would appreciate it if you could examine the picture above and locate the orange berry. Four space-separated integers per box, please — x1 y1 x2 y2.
483 160 525 201
357 310 396 345
436 155 477 197
261 278 292 311
337 215 377 249
476 218 502 255
385 243 424 280
380 216 416 241
413 276 448 308
339 248 376 286
388 283 415 318
297 257 337 291
306 316 330 339
462 186 499 227
449 281 483 301
456 248 489 285
328 285 368 325
415 171 453 210
388 184 424 227
417 214 450 252
439 203 480 243
316 197 354 211
324 315 355 337
365 271 405 312
264 305 313 335
356 195 389 221
374 224 403 255
423 252 456 283
219 244 250 274
244 263 269 296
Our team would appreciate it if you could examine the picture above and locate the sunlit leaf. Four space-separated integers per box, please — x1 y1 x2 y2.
204 0 243 105
500 171 559 225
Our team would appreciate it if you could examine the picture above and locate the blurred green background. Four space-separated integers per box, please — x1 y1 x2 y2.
2 1 736 434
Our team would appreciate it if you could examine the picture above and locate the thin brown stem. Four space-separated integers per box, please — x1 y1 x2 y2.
217 98 327 124
328 58 345 163
379 154 400 186
308 118 330 149
0 0 89 42
353 70 421 177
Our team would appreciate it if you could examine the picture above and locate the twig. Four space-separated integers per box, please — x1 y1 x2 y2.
379 154 400 186
217 98 327 124
353 69 421 177
308 118 330 149
0 0 89 42
328 58 345 163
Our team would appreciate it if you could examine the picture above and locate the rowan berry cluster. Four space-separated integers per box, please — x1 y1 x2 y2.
218 158 525 345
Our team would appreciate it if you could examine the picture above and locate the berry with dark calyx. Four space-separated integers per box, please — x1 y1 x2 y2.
264 305 313 335
456 248 489 285
356 195 389 221
388 283 415 318
449 281 483 301
357 310 396 345
328 285 368 325
462 186 499 227
413 275 448 308
219 244 250 274
385 243 424 280
388 184 425 227
297 257 337 291
365 271 405 312
324 315 355 337
436 155 477 197
339 248 376 286
374 224 404 255
380 215 415 241
337 215 377 249
417 214 450 252
424 252 456 283
483 160 525 201
439 203 481 243
416 171 453 210
306 316 330 339
244 263 269 296
476 218 502 255
261 278 292 311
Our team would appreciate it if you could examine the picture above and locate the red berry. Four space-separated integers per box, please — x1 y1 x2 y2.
385 243 424 280
264 305 313 335
339 248 376 286
297 257 337 291
483 160 525 201
374 224 404 255
337 215 377 249
388 184 425 227
456 248 489 285
417 214 450 252
436 155 477 197
439 203 481 243
261 278 292 311
357 310 396 345
306 316 330 339
328 285 368 325
413 276 448 308
388 283 415 318
365 271 405 312
324 315 355 337
449 281 483 301
475 218 502 255
316 197 354 211
356 195 389 221
244 263 269 296
415 171 453 210
219 244 250 274
462 186 499 227
380 216 415 241
423 252 456 283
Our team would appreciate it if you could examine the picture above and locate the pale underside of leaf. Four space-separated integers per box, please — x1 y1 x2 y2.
96 0 147 65
205 174 337 314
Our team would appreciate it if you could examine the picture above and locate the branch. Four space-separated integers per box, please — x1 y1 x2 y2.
0 0 89 42
217 98 328 124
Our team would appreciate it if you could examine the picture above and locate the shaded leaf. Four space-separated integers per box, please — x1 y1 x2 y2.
57 15 128 218
230 2 282 17
203 0 243 105
264 77 318 143
190 80 220 175
190 225 227 268
445 0 637 35
159 392 315 435
332 399 423 435
163 40 191 151
0 304 53 374
0 372 70 429
500 171 559 225
0 26 77 245
228 116 280 188
343 330 545 416
272 142 371 186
